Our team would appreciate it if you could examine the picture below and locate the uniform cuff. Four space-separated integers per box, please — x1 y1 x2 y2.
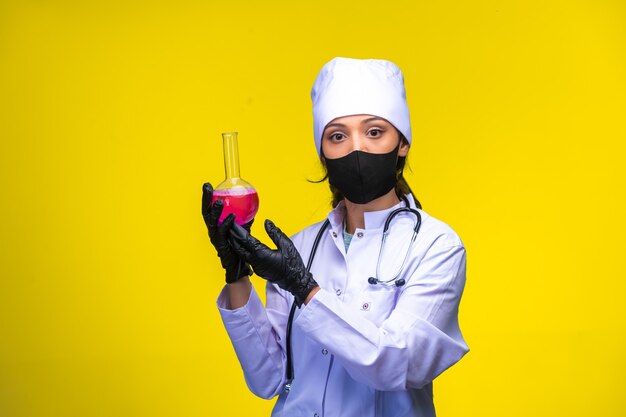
216 285 267 342
294 288 335 334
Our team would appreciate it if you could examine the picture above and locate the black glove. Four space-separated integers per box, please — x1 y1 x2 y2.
202 182 253 284
228 219 318 307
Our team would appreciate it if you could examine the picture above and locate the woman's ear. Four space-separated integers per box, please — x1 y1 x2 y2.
319 145 326 165
398 137 410 157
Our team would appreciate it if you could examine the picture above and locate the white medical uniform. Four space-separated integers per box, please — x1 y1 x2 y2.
216 194 469 417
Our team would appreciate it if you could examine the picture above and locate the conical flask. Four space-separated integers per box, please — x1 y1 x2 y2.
212 132 259 225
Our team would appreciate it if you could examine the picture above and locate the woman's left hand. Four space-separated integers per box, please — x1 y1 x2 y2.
228 219 318 307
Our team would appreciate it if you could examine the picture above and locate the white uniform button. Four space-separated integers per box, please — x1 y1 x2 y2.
321 348 328 355
356 232 364 238
336 289 342 296
332 231 337 238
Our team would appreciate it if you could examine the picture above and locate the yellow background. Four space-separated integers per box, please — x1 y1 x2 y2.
1 0 625 416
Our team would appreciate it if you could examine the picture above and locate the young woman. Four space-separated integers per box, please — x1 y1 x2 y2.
201 57 469 417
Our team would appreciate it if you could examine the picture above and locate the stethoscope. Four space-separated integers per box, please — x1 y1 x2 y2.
283 196 422 392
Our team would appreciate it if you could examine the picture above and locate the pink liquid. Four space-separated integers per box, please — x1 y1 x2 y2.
212 188 259 226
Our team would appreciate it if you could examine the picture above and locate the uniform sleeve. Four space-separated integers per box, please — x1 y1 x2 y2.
295 240 469 391
215 228 314 398
216 282 291 398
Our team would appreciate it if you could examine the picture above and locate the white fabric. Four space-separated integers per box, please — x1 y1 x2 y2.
217 194 469 417
311 57 413 156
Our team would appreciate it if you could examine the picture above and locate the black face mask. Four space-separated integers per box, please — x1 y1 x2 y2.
325 144 399 204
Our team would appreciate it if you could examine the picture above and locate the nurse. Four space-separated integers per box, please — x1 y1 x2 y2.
201 57 469 417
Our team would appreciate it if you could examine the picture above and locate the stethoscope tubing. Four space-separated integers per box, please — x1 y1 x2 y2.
371 204 421 287
284 218 330 391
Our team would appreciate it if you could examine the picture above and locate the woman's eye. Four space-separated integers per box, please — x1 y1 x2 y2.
368 128 383 137
329 133 344 141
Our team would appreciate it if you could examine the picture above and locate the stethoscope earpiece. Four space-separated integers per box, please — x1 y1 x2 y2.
368 278 407 287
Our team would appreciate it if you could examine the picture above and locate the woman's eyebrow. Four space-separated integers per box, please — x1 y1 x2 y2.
325 122 347 129
326 117 387 130
361 117 387 124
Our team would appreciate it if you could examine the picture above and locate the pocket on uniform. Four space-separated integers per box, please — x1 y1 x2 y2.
350 284 401 327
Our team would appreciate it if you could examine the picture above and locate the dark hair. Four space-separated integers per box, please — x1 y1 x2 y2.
311 131 422 209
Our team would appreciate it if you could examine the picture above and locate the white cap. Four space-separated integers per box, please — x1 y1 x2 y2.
311 57 412 157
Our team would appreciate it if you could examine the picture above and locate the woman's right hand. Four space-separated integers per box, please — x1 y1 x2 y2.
201 182 253 284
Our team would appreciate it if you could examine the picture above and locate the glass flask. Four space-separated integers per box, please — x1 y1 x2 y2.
212 132 259 225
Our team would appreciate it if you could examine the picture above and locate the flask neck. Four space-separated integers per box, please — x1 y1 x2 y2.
222 132 241 179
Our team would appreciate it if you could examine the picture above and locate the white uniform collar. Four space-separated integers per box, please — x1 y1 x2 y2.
327 193 418 232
